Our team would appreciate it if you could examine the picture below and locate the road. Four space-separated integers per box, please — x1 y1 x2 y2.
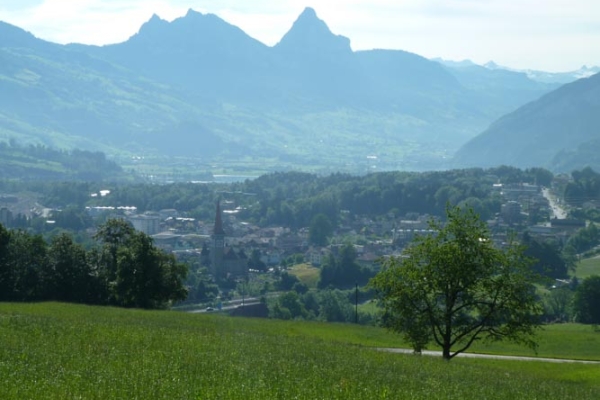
188 297 261 313
542 188 567 219
379 348 600 364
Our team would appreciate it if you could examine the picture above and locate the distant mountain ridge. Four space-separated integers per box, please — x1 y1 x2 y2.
454 72 600 171
435 57 600 84
0 7 566 172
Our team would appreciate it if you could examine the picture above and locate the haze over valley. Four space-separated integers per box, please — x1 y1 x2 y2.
1 6 598 176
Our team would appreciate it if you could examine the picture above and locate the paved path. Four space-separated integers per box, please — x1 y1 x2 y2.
379 348 600 364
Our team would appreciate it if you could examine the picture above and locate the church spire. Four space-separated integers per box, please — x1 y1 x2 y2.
213 201 225 235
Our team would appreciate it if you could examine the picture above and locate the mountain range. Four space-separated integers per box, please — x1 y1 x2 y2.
436 58 599 84
454 71 600 171
0 7 593 173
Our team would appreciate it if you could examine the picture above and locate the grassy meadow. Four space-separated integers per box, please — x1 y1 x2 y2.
288 263 321 288
1 302 600 399
575 255 600 279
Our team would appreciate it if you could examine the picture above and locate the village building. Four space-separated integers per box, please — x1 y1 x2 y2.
129 213 161 235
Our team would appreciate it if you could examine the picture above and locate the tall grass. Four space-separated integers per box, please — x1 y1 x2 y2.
1 303 599 399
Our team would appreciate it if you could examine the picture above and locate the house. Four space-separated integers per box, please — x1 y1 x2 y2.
129 213 161 235
307 247 329 266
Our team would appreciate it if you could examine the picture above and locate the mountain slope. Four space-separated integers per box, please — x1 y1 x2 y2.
439 62 561 117
0 9 558 172
0 20 236 157
454 72 600 171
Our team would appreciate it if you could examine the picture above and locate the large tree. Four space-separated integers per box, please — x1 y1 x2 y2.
318 243 372 289
572 275 600 324
94 219 188 308
371 206 542 360
308 213 333 247
47 233 95 303
0 223 11 300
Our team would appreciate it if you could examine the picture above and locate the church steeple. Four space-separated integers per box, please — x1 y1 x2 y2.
211 201 226 277
209 199 248 279
213 201 225 235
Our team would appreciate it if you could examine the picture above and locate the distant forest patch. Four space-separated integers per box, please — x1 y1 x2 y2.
0 141 131 182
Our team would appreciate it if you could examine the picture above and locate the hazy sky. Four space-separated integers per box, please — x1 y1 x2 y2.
0 0 598 72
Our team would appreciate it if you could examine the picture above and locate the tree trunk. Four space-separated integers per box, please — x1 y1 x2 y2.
442 345 451 360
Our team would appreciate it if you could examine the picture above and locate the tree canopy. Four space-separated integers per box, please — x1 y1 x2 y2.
318 244 373 289
309 213 333 246
371 206 542 360
0 219 188 309
572 275 600 324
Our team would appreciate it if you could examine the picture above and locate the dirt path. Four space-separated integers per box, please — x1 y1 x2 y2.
378 348 600 364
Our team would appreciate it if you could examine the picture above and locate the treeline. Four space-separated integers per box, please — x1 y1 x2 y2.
564 167 600 206
0 141 128 182
318 244 374 289
235 166 553 228
0 220 187 309
1 166 553 233
542 276 600 324
270 288 374 325
564 167 600 222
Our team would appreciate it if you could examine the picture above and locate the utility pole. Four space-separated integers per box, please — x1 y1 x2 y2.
355 281 358 324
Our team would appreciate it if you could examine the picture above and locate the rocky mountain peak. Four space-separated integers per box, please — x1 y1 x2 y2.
275 7 351 56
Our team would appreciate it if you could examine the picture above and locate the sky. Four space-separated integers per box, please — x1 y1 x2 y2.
0 0 598 72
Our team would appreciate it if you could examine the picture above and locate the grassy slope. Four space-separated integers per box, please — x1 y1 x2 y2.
575 256 600 279
288 263 321 288
1 303 600 399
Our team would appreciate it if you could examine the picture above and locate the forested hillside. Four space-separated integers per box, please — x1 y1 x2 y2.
0 142 129 181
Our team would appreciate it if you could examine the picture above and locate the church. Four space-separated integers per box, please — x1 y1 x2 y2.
205 201 248 279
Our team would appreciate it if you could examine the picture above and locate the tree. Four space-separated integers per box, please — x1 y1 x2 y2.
0 223 12 300
248 249 267 271
309 213 333 246
318 243 373 289
51 205 93 231
522 233 569 279
277 291 307 319
318 289 353 322
566 223 600 255
47 233 95 303
277 271 299 291
572 275 600 324
93 219 187 308
542 287 573 322
371 206 542 360
5 230 48 301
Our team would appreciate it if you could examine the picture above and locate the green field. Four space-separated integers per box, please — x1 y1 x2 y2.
1 303 600 399
288 263 321 288
575 256 600 279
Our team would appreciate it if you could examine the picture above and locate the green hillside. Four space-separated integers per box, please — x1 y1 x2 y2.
0 8 556 173
1 303 599 399
0 142 131 181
